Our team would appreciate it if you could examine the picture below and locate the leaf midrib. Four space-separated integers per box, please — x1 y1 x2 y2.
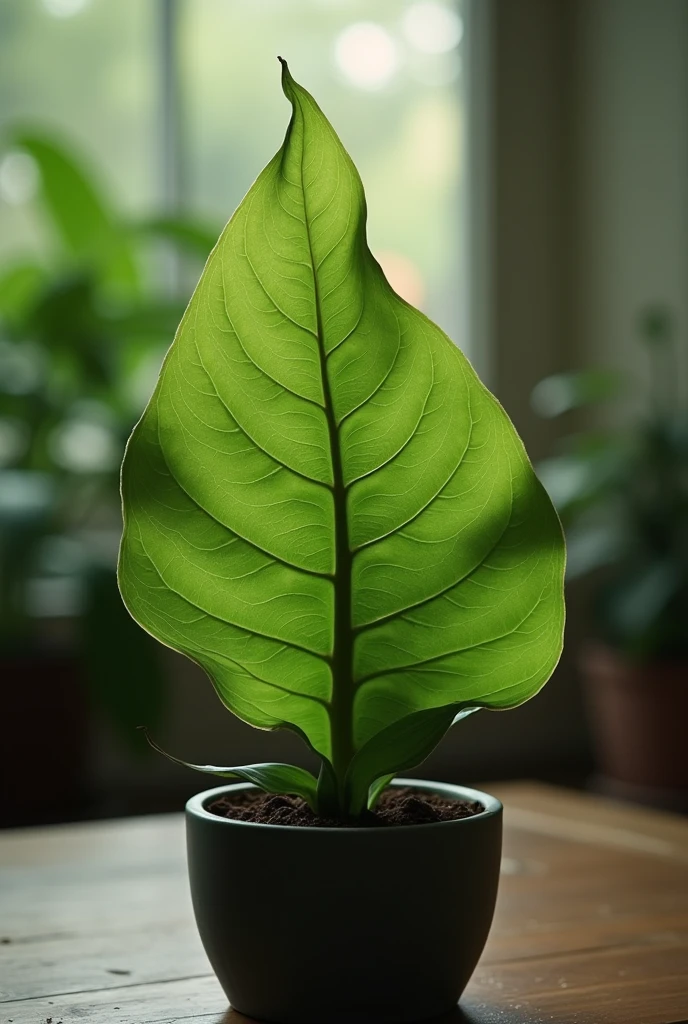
293 91 354 784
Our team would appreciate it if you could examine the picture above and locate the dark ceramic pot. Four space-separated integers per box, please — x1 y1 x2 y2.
186 778 502 1024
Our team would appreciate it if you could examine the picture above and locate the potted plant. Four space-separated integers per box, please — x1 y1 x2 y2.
533 307 688 810
118 62 566 1024
0 128 217 822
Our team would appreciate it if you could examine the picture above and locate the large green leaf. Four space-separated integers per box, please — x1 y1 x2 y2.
119 62 565 817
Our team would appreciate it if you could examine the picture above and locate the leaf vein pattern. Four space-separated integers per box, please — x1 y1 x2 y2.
156 388 333 582
353 437 514 632
355 572 554 686
351 344 476 549
131 516 331 671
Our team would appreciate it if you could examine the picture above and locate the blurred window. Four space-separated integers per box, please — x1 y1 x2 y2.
0 0 157 251
0 0 467 348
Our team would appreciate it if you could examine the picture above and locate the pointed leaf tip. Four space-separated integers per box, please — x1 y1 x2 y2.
277 56 291 86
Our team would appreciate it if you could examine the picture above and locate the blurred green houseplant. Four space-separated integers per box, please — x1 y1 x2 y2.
533 307 688 659
533 308 688 805
0 128 217 750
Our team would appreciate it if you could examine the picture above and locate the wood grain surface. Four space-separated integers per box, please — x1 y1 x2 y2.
1 783 686 1024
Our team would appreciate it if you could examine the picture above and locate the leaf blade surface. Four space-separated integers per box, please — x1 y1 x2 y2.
119 63 565 807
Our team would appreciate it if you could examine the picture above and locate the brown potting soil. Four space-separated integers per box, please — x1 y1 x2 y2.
206 786 483 828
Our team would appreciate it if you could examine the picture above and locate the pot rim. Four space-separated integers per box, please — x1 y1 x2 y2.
186 777 502 833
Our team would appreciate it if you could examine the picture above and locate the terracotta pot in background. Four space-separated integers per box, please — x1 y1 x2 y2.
581 643 688 812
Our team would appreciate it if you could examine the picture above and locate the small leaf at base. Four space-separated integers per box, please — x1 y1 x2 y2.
345 705 464 818
143 731 319 810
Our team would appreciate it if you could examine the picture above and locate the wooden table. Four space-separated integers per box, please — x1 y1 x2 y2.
1 783 687 1024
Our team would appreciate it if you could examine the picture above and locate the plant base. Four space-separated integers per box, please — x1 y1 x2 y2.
186 779 502 1023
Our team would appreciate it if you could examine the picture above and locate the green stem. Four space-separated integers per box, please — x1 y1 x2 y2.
310 264 354 816
327 416 355 808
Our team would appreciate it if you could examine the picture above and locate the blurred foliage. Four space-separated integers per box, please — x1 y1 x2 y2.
0 0 466 767
533 308 688 661
0 128 218 747
0 0 464 344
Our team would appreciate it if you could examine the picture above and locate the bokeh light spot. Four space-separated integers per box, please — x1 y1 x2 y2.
334 23 400 91
50 420 120 474
376 250 426 309
402 2 463 55
41 0 91 18
0 152 39 207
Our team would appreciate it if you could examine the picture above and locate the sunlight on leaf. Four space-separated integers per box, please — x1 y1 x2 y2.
119 62 565 817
